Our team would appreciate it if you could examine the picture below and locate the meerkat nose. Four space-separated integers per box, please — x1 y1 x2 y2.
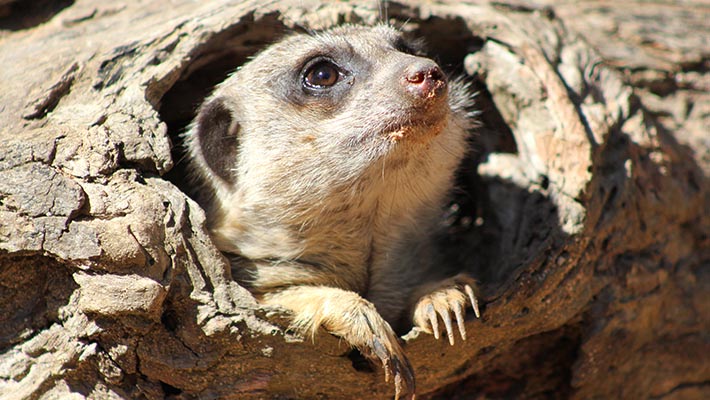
403 62 447 99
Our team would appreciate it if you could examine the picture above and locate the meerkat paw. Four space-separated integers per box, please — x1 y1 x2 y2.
412 274 480 346
261 286 415 399
350 308 415 400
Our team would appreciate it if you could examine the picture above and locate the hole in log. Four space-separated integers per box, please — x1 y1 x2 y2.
404 16 524 296
160 13 288 195
161 309 180 332
157 8 528 322
431 324 582 398
160 381 182 395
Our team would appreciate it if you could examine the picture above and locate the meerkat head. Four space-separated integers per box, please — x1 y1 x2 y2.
186 24 472 240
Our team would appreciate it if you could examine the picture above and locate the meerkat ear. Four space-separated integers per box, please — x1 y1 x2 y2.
192 97 240 185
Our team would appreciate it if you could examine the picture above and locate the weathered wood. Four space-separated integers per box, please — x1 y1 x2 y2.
0 1 707 399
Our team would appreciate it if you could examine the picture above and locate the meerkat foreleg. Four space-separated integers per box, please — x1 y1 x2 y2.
260 286 415 399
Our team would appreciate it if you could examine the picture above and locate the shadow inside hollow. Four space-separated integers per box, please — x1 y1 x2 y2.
0 0 74 31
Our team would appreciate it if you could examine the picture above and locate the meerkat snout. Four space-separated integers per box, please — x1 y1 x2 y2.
402 61 447 100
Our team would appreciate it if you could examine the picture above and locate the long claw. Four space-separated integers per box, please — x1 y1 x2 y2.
426 304 439 339
398 354 416 398
465 284 480 318
453 300 466 341
372 338 391 382
394 372 403 400
368 333 415 399
439 307 455 346
390 354 416 400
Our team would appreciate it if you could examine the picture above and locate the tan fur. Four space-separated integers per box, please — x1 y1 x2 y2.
185 24 479 399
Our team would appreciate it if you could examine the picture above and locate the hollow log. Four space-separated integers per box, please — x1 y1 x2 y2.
1 1 707 399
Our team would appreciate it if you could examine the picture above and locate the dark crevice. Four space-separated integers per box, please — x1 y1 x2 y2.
650 381 710 400
348 350 375 374
160 308 180 333
427 324 583 399
160 381 182 396
0 0 74 31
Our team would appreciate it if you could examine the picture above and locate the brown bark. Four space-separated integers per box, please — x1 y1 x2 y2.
1 1 707 399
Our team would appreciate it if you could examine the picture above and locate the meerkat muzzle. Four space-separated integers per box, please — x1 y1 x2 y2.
384 61 449 143
403 61 447 100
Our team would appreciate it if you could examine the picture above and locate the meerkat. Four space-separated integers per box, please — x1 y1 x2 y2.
184 24 480 399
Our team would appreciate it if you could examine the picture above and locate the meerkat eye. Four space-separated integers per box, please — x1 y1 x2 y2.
303 61 340 89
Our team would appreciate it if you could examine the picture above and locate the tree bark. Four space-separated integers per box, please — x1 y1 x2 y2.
1 1 707 399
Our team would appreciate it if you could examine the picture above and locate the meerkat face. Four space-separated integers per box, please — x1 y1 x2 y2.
187 24 471 214
247 25 453 149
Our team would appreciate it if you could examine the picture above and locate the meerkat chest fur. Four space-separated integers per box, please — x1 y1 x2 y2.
186 24 472 295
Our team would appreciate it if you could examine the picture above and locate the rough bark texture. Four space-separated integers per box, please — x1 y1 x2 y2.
0 1 707 399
